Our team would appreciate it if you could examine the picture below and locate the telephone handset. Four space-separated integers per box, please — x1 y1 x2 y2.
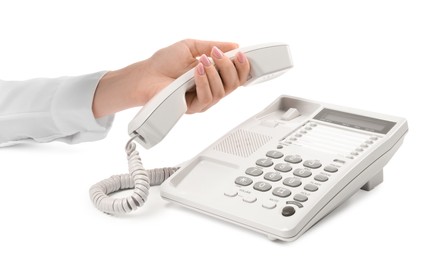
128 43 293 149
90 43 294 214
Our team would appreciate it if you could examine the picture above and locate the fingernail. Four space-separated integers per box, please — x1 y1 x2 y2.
199 54 212 67
211 46 223 59
236 52 246 63
196 62 205 75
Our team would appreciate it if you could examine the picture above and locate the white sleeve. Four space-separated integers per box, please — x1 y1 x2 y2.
0 71 114 147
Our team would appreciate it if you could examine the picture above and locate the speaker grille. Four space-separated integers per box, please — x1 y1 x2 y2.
213 129 272 157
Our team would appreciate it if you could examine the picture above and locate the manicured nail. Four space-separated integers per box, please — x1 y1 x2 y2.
212 46 223 59
196 62 205 75
236 52 246 63
199 54 212 67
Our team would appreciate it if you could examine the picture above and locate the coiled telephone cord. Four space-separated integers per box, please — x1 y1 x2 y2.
89 135 179 214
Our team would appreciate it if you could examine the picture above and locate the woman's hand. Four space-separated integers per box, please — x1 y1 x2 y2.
92 39 250 118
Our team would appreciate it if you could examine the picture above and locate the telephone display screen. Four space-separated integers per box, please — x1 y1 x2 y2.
314 108 396 134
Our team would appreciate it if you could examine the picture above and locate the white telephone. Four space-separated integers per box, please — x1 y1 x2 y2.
90 43 408 242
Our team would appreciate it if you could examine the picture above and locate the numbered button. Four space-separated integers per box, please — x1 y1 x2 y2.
256 158 273 167
293 168 312 178
266 150 284 159
253 181 272 192
274 163 292 172
283 177 302 187
245 167 263 176
235 176 253 186
303 160 322 169
272 187 291 198
264 172 282 182
284 155 302 164
304 184 319 192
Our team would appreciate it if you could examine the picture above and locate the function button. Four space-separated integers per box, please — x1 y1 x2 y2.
324 165 338 173
346 156 354 159
304 184 319 192
224 188 238 197
262 201 277 209
300 130 307 134
243 195 257 203
264 172 282 182
370 136 379 141
283 177 302 187
256 158 273 167
355 148 364 152
273 187 292 198
293 168 312 178
253 181 272 192
286 201 303 208
235 176 253 186
310 123 317 127
314 174 329 182
266 150 284 159
274 163 292 172
303 160 322 169
365 140 374 145
277 145 284 149
360 144 369 148
305 126 312 130
284 155 303 164
334 159 346 164
294 133 303 138
290 137 298 141
293 194 308 202
245 167 263 176
281 206 296 217
351 152 359 156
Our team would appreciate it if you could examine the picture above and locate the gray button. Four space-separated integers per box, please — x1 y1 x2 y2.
365 140 374 144
262 201 277 209
334 159 345 164
245 167 263 176
324 165 338 173
253 181 272 192
282 206 295 216
264 172 282 182
293 168 312 178
310 123 317 127
290 137 297 141
303 160 322 169
284 155 302 164
256 158 273 167
272 187 291 198
300 130 307 134
360 144 368 148
305 126 312 130
286 201 303 208
356 148 364 152
314 174 329 182
274 163 292 172
295 134 303 137
283 177 302 187
277 145 284 149
235 176 253 186
351 152 359 156
370 136 378 141
243 195 257 203
346 156 354 159
293 194 308 202
266 150 284 159
304 184 319 192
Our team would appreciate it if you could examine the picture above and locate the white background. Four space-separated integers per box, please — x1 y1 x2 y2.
0 0 444 259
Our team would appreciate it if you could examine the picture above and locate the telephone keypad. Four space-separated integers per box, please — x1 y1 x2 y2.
232 150 340 216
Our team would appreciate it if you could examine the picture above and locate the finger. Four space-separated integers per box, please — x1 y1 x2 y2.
233 52 251 85
210 46 240 95
185 63 212 114
199 54 225 106
183 39 238 57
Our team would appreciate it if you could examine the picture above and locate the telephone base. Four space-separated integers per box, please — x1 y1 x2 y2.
361 170 384 191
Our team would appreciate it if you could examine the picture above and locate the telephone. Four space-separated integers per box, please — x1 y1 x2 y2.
90 43 408 242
